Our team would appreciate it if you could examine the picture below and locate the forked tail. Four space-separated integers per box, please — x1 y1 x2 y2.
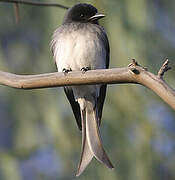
76 100 113 176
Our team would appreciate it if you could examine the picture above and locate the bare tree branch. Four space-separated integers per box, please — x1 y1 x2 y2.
0 60 174 110
0 0 69 9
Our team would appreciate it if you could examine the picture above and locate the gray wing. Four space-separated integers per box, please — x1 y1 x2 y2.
64 87 82 130
96 26 110 125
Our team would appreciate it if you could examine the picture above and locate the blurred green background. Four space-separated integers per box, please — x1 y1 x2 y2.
0 0 175 179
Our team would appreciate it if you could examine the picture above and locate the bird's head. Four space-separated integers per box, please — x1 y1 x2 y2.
63 3 105 24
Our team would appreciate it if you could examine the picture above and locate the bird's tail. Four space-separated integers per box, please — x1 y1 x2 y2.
76 100 113 176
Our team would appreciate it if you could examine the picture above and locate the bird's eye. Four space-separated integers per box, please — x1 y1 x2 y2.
80 14 84 18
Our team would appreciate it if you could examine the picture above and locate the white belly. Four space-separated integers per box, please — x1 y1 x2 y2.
54 28 106 72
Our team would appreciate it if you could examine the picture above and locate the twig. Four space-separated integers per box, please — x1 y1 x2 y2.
128 59 147 74
158 58 171 79
0 0 69 9
0 60 174 110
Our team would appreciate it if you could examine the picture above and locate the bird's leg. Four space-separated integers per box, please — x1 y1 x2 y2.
62 68 72 75
81 67 90 74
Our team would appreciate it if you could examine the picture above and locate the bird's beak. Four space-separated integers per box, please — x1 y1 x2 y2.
89 13 105 21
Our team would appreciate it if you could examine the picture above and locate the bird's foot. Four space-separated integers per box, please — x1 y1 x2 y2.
81 67 90 74
62 68 72 75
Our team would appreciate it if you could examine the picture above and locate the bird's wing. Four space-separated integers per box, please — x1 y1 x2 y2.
64 87 82 130
50 26 65 66
97 84 107 125
96 26 110 125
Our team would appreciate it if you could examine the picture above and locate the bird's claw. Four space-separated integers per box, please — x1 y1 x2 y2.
81 67 90 74
62 68 72 75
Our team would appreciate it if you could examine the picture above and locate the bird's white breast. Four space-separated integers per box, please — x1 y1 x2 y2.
52 24 106 72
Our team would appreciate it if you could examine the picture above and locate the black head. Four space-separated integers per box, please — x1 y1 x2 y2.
63 3 105 24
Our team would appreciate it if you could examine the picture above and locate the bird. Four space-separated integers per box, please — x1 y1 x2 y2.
50 3 114 176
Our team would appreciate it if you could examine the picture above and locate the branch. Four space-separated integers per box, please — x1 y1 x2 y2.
0 60 175 110
158 58 171 79
0 0 69 9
